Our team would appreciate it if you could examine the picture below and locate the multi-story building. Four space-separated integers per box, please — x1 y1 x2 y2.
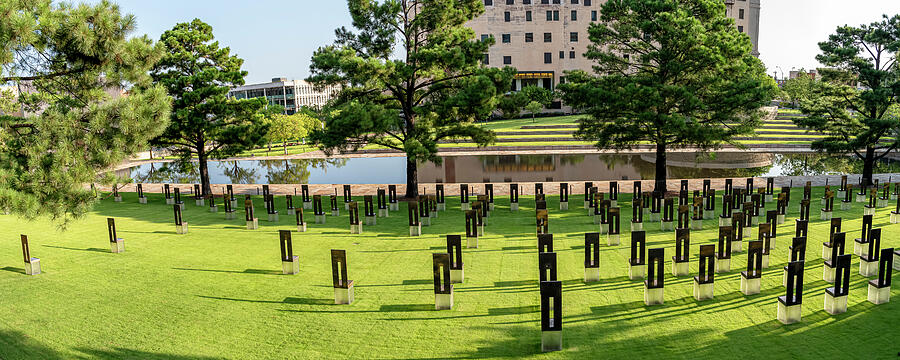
468 0 760 92
228 78 340 114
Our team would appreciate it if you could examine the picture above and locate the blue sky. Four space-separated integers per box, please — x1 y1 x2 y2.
85 0 900 84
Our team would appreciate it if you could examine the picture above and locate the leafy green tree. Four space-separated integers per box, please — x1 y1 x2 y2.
308 0 514 198
781 69 816 108
266 113 322 154
0 0 171 224
150 19 268 196
525 101 543 123
497 92 528 119
796 15 900 186
559 0 776 191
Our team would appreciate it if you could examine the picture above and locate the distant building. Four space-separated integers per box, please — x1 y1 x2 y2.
789 70 818 80
228 78 340 114
468 0 760 92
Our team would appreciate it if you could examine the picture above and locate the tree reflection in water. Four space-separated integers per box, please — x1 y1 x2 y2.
128 158 349 184
131 162 201 184
220 161 260 184
263 158 349 184
773 153 900 176
597 153 771 180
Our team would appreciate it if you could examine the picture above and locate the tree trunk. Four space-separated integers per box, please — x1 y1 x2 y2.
283 141 288 155
655 142 667 193
862 146 875 187
198 149 212 197
405 157 419 199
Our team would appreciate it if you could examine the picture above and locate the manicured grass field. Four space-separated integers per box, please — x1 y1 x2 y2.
1 186 898 359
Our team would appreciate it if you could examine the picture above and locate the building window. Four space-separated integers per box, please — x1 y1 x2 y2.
570 32 578 42
502 34 511 43
544 32 552 42
553 10 559 21
484 0 492 5
591 10 597 21
507 0 514 4
483 54 489 65
481 34 490 42
503 56 512 64
526 11 532 21
739 9 744 19
546 10 552 21
541 0 549 4
525 33 534 42
553 0 560 3
504 11 511 22
571 0 578 4
523 0 531 4
544 52 552 64
571 10 577 21
738 25 744 33
559 51 565 59
569 51 575 59
584 0 591 5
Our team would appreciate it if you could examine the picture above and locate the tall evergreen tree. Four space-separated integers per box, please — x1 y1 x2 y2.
307 0 514 198
559 0 776 192
150 19 267 197
796 15 900 186
0 0 171 225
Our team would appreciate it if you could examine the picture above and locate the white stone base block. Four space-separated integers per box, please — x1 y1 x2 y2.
176 223 189 235
584 200 591 209
139 197 147 204
694 282 714 301
752 216 760 226
607 234 620 246
422 217 431 226
466 236 478 249
703 211 713 220
477 225 484 237
25 259 41 275
195 199 204 206
350 224 363 234
841 202 851 211
334 285 354 305
209 206 218 213
740 275 760 295
892 212 900 224
743 227 752 239
864 207 875 216
166 198 174 205
461 203 470 211
378 209 389 217
287 209 295 215
820 210 832 221
856 194 866 203
777 301 802 324
672 261 689 277
650 213 660 222
365 216 376 226
231 200 238 209
282 256 299 275
719 217 731 227
593 215 602 225
110 240 125 253
314 215 326 224
390 203 399 211
859 259 878 277
297 224 307 232
868 284 891 305
599 223 607 234
628 264 645 280
731 240 743 253
409 225 422 237
246 218 258 230
854 241 867 257
660 221 674 231
691 220 702 230
644 286 664 306
114 196 122 202
331 210 340 217
610 200 618 208
824 293 848 315
541 330 562 352
303 202 312 209
716 258 731 273
895 252 900 270
345 203 350 210
178 203 185 210
631 222 643 232
765 194 773 203
450 269 464 283
584 267 600 283
761 254 769 269
510 203 519 211
822 244 833 261
878 199 888 208
823 264 835 283
435 292 453 310
437 203 446 211
838 190 846 199
559 202 568 211
777 214 785 225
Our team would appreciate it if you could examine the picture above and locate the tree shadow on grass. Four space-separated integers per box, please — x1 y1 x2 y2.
74 347 221 360
42 245 108 253
0 330 64 359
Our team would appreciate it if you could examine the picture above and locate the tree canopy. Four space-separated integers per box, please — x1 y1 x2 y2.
796 14 900 186
0 0 171 225
559 0 776 191
308 0 514 197
781 70 816 108
150 19 267 196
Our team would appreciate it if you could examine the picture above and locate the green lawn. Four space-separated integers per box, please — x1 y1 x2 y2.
1 186 897 359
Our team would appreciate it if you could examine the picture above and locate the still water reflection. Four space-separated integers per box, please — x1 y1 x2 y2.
123 153 900 184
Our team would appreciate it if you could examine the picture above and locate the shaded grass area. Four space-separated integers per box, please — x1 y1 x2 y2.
0 186 898 359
